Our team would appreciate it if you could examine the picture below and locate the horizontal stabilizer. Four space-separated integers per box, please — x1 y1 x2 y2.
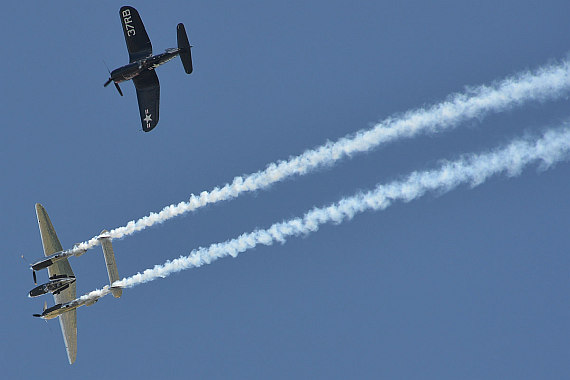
98 231 122 298
177 23 193 74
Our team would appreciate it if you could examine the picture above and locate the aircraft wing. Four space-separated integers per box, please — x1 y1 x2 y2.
120 6 152 62
133 70 160 132
35 204 77 364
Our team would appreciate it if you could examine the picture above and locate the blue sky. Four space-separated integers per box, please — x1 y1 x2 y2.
2 1 569 378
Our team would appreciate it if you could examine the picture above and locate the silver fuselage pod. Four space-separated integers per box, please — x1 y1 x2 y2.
29 275 76 298
33 296 99 320
98 231 122 298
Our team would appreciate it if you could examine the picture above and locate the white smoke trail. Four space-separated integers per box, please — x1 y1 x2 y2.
78 286 111 301
86 126 569 292
75 60 570 253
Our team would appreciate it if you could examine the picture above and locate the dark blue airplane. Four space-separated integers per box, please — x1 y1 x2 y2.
104 6 193 132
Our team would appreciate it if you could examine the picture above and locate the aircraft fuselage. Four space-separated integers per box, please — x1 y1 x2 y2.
29 276 76 298
110 48 181 84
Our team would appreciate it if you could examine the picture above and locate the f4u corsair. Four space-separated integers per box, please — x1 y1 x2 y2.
104 6 193 132
29 204 122 364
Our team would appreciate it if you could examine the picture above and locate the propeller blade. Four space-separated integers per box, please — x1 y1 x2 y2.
21 254 36 283
33 314 41 318
102 60 111 74
114 82 123 96
43 301 47 312
104 77 113 87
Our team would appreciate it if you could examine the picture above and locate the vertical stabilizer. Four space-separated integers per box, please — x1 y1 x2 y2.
98 230 122 298
177 23 193 74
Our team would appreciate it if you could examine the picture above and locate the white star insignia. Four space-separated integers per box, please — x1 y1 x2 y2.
144 113 152 123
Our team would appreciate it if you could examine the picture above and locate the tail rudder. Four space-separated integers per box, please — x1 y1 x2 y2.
177 23 193 74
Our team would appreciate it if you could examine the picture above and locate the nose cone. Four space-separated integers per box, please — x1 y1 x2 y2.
110 67 122 79
28 286 45 298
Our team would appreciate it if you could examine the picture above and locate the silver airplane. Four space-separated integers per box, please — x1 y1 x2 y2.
31 204 122 364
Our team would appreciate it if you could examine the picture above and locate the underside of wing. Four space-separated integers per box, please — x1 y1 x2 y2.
120 6 152 62
59 310 77 364
35 203 77 364
35 204 76 294
133 70 160 132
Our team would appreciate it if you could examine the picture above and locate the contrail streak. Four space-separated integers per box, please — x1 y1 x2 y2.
76 60 570 252
86 126 568 292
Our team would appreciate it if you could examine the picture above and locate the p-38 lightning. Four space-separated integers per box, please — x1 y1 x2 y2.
104 6 193 132
28 204 123 364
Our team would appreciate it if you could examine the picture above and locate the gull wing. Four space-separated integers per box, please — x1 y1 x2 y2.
35 204 77 364
133 70 160 132
119 6 152 62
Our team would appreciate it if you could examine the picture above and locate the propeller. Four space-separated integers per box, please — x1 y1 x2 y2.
114 82 124 96
33 301 48 317
21 254 37 284
103 60 113 88
102 60 123 96
103 77 123 96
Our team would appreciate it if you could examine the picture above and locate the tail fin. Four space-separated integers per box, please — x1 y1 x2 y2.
177 23 193 74
98 231 122 298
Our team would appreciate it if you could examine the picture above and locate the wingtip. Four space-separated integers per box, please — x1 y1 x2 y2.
67 346 77 365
